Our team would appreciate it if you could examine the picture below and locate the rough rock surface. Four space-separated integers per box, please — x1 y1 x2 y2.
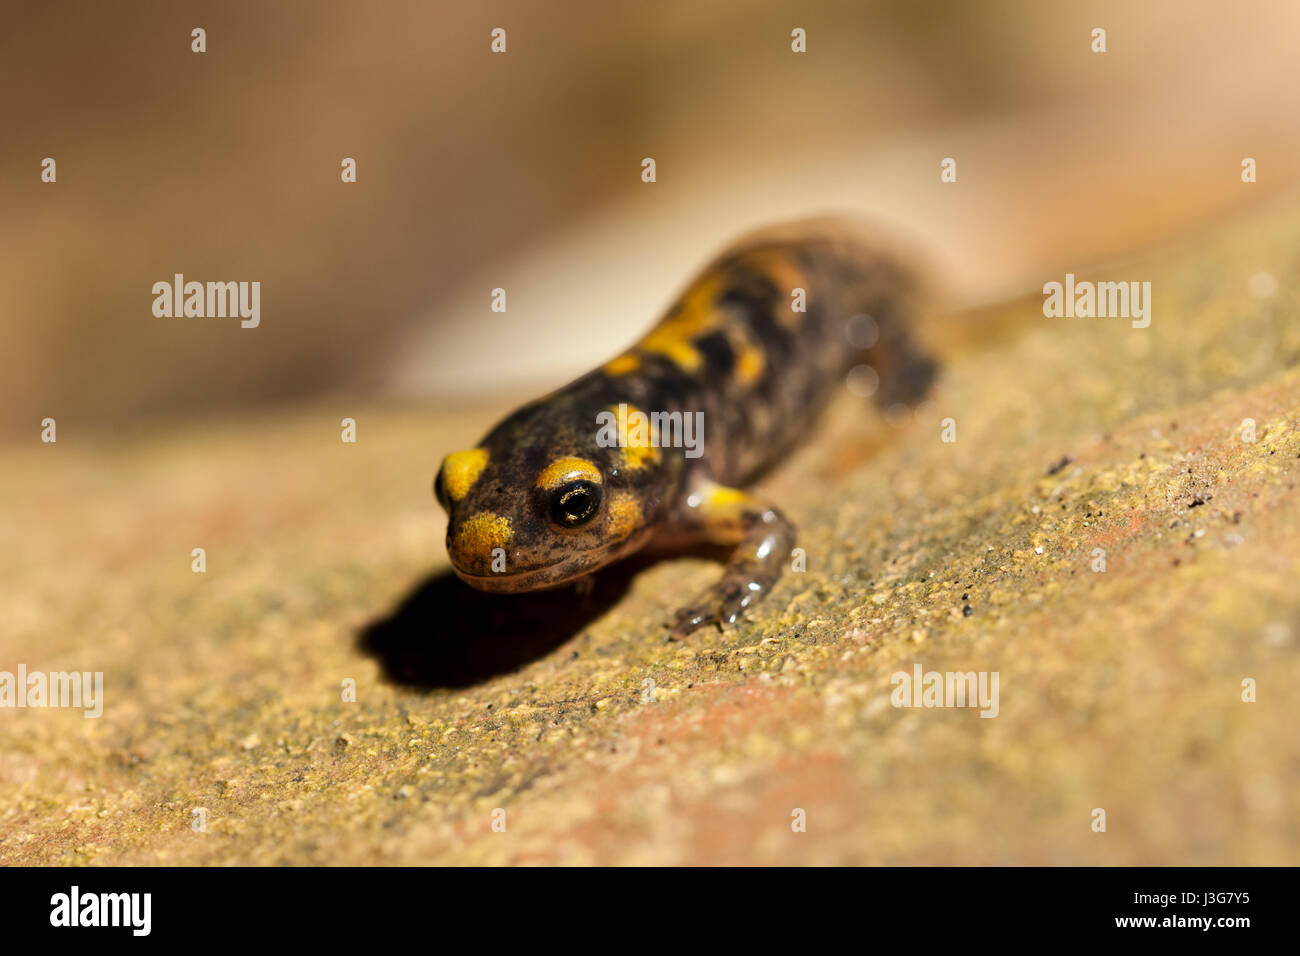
2 204 1298 865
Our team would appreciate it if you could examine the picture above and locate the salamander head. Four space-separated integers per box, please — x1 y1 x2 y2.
434 405 665 592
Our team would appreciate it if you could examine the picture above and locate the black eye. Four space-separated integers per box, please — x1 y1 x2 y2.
549 480 602 528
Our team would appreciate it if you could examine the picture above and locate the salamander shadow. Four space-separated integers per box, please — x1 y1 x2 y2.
357 559 642 690
358 544 732 690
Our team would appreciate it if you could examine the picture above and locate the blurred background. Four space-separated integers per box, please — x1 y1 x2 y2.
4 0 1300 437
5 0 1300 869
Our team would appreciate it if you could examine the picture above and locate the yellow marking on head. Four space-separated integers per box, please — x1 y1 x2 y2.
441 448 489 501
635 274 727 373
454 512 513 555
604 354 641 376
537 457 602 491
605 492 644 540
606 404 661 470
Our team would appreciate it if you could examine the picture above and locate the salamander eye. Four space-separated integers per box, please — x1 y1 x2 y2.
549 480 602 528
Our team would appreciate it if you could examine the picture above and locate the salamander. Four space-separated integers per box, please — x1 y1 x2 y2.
434 219 938 638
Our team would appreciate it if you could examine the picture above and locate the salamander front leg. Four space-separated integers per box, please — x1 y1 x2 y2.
669 481 796 639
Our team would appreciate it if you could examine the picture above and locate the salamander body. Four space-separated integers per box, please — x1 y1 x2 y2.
434 219 938 637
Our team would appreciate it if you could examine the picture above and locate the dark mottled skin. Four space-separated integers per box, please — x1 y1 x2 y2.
435 220 938 637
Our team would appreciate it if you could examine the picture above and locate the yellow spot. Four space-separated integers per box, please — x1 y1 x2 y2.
635 274 727 372
728 326 766 385
747 249 806 329
454 512 512 554
605 493 644 540
696 486 759 530
640 328 702 372
736 345 765 383
606 404 661 470
690 483 753 539
440 448 489 501
705 485 750 512
537 457 602 491
604 354 641 376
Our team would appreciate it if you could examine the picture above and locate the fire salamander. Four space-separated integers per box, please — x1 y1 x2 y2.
434 219 938 638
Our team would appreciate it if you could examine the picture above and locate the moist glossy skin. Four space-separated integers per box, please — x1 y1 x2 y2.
435 220 938 637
